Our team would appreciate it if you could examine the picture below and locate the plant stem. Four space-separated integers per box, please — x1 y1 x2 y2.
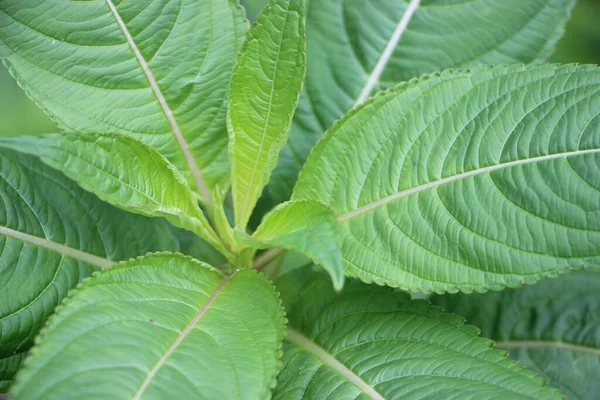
253 247 285 270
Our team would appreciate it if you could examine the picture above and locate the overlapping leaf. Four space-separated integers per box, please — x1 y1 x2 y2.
274 269 561 399
246 200 344 290
0 0 247 202
271 0 576 202
294 64 600 293
0 151 178 392
432 269 600 399
11 254 285 400
0 134 229 257
228 0 306 228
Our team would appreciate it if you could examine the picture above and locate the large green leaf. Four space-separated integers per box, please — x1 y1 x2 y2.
271 0 576 203
431 269 600 399
11 254 285 400
247 199 344 290
228 0 306 228
0 134 229 258
294 64 600 293
0 151 178 392
273 269 561 399
0 0 247 205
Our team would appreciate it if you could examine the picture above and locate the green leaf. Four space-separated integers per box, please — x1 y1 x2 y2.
431 269 600 399
271 0 576 203
274 270 561 399
0 0 247 204
0 133 231 258
293 64 600 293
0 151 178 392
228 0 306 228
10 253 286 400
247 200 344 290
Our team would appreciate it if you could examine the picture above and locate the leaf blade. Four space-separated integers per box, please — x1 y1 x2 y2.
293 64 600 293
249 199 344 290
0 133 229 257
10 254 285 400
431 269 600 399
274 269 561 399
228 0 306 228
0 0 247 199
270 0 576 203
0 150 178 391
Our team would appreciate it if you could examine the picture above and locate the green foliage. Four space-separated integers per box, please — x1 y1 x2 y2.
431 269 600 399
294 64 600 294
228 0 306 228
0 150 178 391
0 0 598 398
275 268 561 399
10 254 285 400
270 0 577 202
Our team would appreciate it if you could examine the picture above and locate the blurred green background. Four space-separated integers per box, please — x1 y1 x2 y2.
1 0 599 138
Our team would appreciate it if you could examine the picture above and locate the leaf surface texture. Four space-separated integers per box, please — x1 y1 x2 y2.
274 270 561 399
11 254 285 400
0 151 177 391
294 64 600 293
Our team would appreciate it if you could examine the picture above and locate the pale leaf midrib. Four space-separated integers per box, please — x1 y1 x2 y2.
338 148 600 222
286 328 386 400
0 225 113 269
496 340 600 357
237 4 292 227
131 276 231 400
354 0 420 106
104 0 212 207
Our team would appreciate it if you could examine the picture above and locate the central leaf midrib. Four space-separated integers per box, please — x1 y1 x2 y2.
238 4 292 225
103 0 212 206
0 225 113 269
131 276 231 399
338 148 600 222
354 0 421 106
496 340 600 357
286 328 386 400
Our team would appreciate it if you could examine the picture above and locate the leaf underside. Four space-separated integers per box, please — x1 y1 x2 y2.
294 64 600 293
271 0 576 203
274 269 561 399
250 199 344 290
0 0 247 195
0 151 178 392
431 268 600 399
10 254 285 400
0 134 226 256
228 0 306 228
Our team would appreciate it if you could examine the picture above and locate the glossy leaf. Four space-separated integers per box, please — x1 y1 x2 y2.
271 0 576 202
0 134 229 257
228 0 306 228
11 254 285 400
248 200 344 290
294 64 600 293
0 0 247 202
274 270 561 399
431 269 600 399
0 151 178 392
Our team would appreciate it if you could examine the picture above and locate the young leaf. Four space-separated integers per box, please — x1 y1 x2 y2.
0 0 247 203
0 151 178 392
294 64 600 293
10 254 285 400
0 134 229 258
431 269 600 399
228 0 307 228
271 0 576 203
274 269 561 399
246 200 344 290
